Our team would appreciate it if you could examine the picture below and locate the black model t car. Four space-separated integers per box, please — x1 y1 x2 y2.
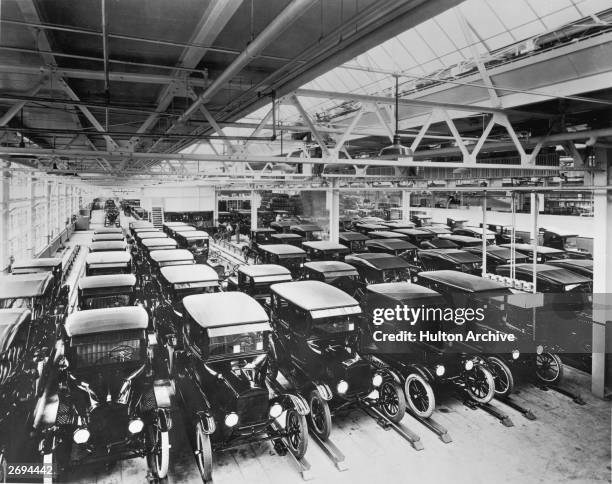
452 226 496 244
89 240 129 253
257 244 306 278
227 264 292 305
437 234 483 248
499 243 567 262
302 241 349 261
175 292 309 480
379 221 415 230
416 249 483 275
302 261 360 295
85 251 132 276
465 246 529 273
175 230 210 263
368 230 410 241
242 228 276 260
482 224 523 244
35 306 172 480
290 224 324 241
338 231 369 253
270 233 304 248
419 238 459 249
365 239 419 262
392 228 435 246
268 281 405 440
542 230 592 259
77 274 139 310
345 253 413 289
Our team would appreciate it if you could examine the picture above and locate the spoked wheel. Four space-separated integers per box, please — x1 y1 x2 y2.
464 365 495 404
147 423 170 480
284 409 308 459
308 390 332 441
194 422 213 482
487 356 515 398
404 374 435 419
535 352 564 385
378 380 406 423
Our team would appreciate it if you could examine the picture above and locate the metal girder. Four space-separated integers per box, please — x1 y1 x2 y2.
177 0 318 124
290 95 331 157
0 77 47 126
0 63 209 86
131 0 241 144
333 107 365 153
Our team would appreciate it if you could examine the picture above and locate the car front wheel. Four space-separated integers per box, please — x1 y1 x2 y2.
404 374 435 419
308 390 332 441
284 409 308 459
535 352 564 385
147 423 170 480
465 365 495 404
194 422 213 482
487 356 515 398
378 380 406 423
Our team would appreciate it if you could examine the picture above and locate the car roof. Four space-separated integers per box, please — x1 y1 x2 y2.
252 228 276 233
466 246 528 260
459 226 497 235
380 221 415 228
345 252 411 270
136 231 167 239
271 280 359 311
172 226 196 232
439 234 482 243
304 261 358 274
544 229 579 237
271 233 303 239
417 270 509 292
89 240 128 249
423 239 458 248
547 259 593 270
133 227 159 233
291 224 323 231
238 264 292 277
12 258 62 270
65 306 148 337
369 230 409 239
94 228 123 234
149 249 194 262
129 221 154 228
141 238 178 247
339 231 369 241
183 292 268 328
419 248 481 263
92 233 125 241
260 244 306 255
497 264 592 284
160 264 219 284
176 230 209 239
420 226 451 234
356 223 388 230
499 243 565 254
78 274 137 290
163 222 188 227
302 241 349 251
0 273 54 298
392 228 431 235
86 251 131 264
365 282 444 302
366 239 417 251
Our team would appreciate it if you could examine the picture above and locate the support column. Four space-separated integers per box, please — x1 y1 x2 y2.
530 192 539 292
0 162 9 271
481 195 487 276
45 180 52 243
213 189 219 227
327 184 340 243
402 190 411 221
591 148 612 397
250 190 259 231
27 174 34 256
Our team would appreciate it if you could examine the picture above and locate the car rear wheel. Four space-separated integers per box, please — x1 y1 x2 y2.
194 422 213 482
147 424 170 480
535 352 564 384
487 356 515 398
465 365 495 404
308 390 332 441
378 380 406 423
404 374 435 419
284 409 308 459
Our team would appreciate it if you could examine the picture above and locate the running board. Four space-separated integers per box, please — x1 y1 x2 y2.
497 396 536 420
359 402 424 451
407 412 452 443
536 384 586 405
460 396 514 427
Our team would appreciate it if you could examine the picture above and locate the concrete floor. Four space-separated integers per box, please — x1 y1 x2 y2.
53 211 612 484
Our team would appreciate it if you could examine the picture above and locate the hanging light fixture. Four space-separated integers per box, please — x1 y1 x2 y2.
379 75 412 159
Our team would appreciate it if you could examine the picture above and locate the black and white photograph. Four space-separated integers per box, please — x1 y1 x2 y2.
0 0 611 483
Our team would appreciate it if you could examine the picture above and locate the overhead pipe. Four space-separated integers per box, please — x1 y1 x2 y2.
177 0 318 124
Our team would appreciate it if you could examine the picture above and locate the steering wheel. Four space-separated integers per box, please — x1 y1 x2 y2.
102 345 137 363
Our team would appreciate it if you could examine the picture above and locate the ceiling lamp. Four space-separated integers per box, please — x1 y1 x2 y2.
379 75 412 159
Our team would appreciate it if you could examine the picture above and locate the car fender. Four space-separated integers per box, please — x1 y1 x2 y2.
32 389 59 430
405 364 435 382
311 382 332 401
377 367 403 385
196 411 216 435
277 393 310 416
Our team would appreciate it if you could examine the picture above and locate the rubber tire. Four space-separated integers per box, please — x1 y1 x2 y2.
147 425 170 480
284 409 308 460
487 356 515 398
308 390 332 441
404 373 435 419
535 352 564 385
194 422 213 482
379 380 406 424
465 365 495 404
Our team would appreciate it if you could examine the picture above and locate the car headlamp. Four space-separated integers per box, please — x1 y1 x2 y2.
73 427 90 444
435 365 446 377
224 412 239 427
512 349 520 360
128 418 144 434
269 403 283 419
372 374 383 387
337 380 349 394
536 345 544 355
464 360 474 371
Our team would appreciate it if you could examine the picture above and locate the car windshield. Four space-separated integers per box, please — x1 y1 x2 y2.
351 240 366 251
209 331 265 357
562 236 578 248
460 262 482 273
82 294 132 309
0 297 31 309
72 331 142 367
311 315 357 337
255 233 272 243
175 286 217 298
381 268 411 282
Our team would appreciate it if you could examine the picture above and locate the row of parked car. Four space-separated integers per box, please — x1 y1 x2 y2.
0 213 594 483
